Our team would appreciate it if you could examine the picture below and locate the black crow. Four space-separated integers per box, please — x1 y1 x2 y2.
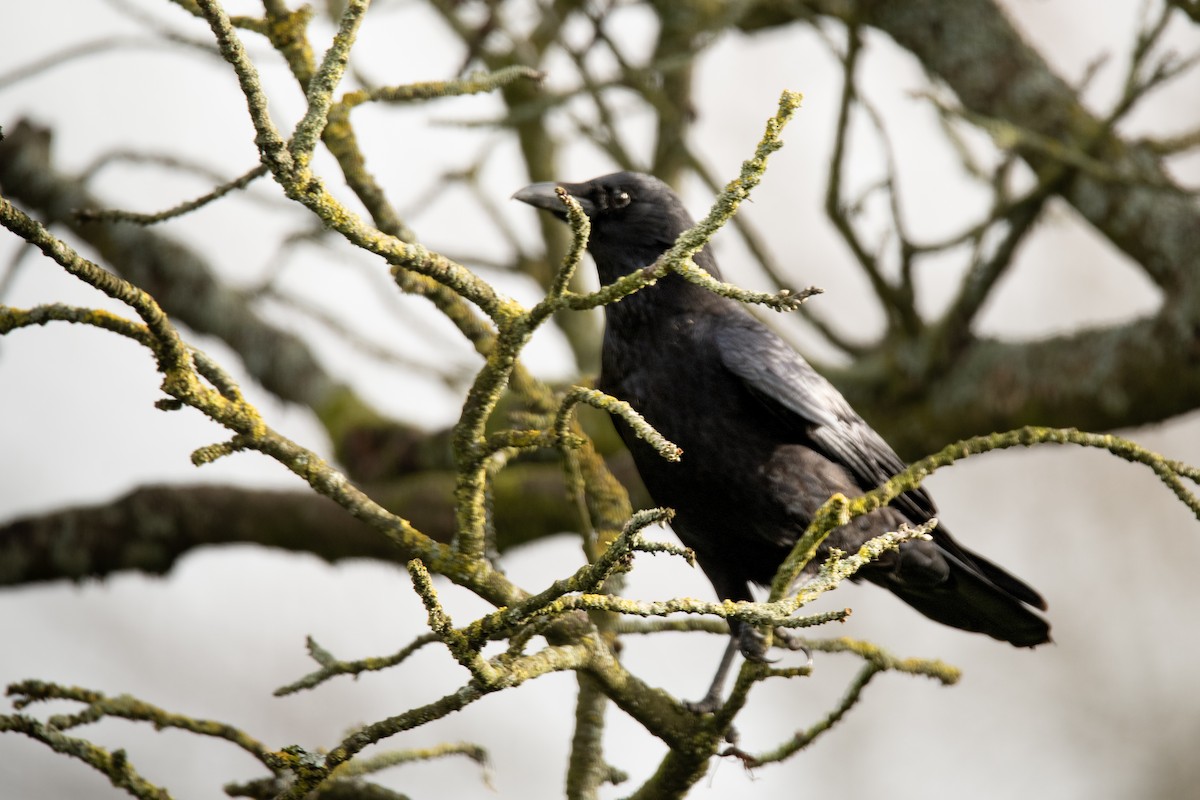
515 172 1048 705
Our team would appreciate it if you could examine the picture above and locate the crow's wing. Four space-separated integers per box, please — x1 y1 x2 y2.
714 314 937 523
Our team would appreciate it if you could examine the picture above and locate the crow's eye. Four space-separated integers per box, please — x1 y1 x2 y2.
589 186 632 213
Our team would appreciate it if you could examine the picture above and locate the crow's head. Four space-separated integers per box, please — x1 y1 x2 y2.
514 171 699 282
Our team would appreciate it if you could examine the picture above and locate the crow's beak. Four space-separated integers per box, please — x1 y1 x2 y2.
512 181 595 217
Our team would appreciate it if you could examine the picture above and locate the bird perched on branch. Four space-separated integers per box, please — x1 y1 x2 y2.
515 171 1048 709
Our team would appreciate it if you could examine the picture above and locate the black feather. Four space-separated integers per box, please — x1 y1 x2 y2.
515 171 1050 653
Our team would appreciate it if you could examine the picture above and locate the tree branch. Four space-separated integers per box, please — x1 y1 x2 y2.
0 453 657 588
727 0 1200 452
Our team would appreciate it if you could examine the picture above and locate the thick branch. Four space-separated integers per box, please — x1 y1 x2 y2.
851 0 1200 296
731 0 1200 450
837 315 1200 459
734 0 1200 298
0 455 651 588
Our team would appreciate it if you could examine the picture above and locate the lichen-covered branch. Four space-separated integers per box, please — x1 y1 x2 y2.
565 90 810 315
6 3 1200 799
772 426 1200 601
275 634 441 698
9 681 272 764
0 121 395 463
0 180 533 613
75 164 268 225
194 0 509 322
0 712 174 800
557 387 682 463
744 636 961 766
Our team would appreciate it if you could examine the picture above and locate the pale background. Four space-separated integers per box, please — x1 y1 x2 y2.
2 1 1200 798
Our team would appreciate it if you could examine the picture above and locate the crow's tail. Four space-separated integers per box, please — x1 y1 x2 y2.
872 533 1050 648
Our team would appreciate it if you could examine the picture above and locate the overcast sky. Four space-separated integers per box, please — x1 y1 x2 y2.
3 2 1200 798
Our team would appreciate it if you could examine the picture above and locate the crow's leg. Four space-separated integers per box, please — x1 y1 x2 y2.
686 634 741 715
687 624 813 714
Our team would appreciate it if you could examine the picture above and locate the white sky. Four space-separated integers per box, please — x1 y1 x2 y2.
2 1 1200 798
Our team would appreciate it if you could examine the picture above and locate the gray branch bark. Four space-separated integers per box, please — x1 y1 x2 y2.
0 455 654 587
733 0 1200 455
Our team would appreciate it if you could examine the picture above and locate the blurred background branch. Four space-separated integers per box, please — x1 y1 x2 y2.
2 1 1200 798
